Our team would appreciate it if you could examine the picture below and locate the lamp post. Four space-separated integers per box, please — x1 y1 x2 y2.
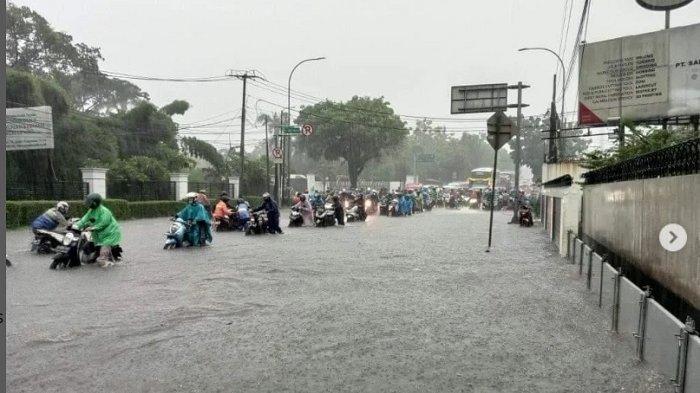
284 56 325 204
518 47 566 125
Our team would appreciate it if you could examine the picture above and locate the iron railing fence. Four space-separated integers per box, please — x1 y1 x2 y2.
7 180 89 201
107 180 176 201
582 138 699 185
188 182 233 199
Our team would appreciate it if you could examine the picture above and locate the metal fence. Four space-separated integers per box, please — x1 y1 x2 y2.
188 182 233 198
107 181 176 201
7 180 89 201
566 234 699 393
582 138 699 185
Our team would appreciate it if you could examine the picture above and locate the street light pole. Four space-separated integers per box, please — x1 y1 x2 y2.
518 47 566 127
285 56 325 204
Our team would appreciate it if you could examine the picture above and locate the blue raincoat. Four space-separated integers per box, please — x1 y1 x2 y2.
177 202 213 246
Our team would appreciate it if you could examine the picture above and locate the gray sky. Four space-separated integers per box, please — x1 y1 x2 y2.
13 0 700 150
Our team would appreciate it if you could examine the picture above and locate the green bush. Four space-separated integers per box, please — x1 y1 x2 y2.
243 196 263 208
6 199 182 229
129 201 186 219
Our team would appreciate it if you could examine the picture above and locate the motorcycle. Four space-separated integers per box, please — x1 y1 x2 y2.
164 217 190 249
246 211 269 235
519 205 534 227
31 218 79 254
289 207 304 227
314 203 336 227
50 227 122 269
387 198 400 217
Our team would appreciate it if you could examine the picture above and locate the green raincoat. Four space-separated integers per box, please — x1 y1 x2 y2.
177 202 213 245
76 205 122 246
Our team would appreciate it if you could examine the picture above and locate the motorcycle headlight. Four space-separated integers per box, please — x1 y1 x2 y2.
364 200 371 208
63 232 74 246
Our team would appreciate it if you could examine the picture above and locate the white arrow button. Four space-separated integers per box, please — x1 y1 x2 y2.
659 223 687 252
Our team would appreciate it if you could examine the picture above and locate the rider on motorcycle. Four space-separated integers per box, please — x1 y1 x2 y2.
292 194 314 226
31 201 70 234
177 192 213 246
73 193 122 267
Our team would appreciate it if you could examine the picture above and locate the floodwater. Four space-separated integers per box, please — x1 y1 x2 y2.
6 209 671 392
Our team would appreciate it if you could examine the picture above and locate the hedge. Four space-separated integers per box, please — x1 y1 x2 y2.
6 197 267 229
5 199 184 229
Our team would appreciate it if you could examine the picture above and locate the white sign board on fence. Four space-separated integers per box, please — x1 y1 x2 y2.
5 106 54 151
578 23 700 125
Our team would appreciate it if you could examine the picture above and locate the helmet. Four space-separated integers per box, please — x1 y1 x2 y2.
185 192 198 200
237 198 245 204
221 195 230 202
56 201 69 215
299 194 306 201
85 193 102 208
262 192 271 199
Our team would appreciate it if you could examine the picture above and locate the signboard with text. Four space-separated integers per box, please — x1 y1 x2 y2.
280 125 301 135
6 106 54 151
578 23 700 125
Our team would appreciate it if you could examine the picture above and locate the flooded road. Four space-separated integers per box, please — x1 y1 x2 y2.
6 209 671 392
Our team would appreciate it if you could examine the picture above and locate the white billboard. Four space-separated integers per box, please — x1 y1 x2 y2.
578 23 700 125
6 106 54 150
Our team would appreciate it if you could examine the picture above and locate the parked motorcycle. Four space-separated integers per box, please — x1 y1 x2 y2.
289 207 304 227
246 211 269 235
314 203 336 227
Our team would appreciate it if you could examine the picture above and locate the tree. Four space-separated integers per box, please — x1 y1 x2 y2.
5 2 148 113
507 115 588 182
294 96 408 188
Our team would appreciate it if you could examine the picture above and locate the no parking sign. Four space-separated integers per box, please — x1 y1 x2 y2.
301 124 314 136
271 147 283 164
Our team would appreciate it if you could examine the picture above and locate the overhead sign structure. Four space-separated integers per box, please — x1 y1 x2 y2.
5 106 54 151
578 23 700 125
636 0 694 10
271 147 283 164
301 124 314 136
450 83 508 114
280 125 301 136
416 153 436 163
486 111 513 150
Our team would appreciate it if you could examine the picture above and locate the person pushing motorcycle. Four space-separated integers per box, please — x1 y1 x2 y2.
31 201 71 234
73 193 122 268
253 192 283 234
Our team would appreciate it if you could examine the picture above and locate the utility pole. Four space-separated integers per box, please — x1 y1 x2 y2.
510 81 525 224
227 70 262 196
548 74 559 163
264 116 270 192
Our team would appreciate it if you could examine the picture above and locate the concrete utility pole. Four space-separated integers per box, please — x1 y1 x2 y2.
228 70 262 195
510 82 525 224
264 116 270 192
549 74 559 163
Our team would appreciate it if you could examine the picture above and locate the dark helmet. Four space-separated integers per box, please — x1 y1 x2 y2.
299 194 306 201
237 198 245 204
85 193 102 208
221 195 230 202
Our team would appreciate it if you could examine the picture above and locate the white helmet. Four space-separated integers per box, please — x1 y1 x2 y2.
56 201 69 215
185 192 198 200
262 192 271 199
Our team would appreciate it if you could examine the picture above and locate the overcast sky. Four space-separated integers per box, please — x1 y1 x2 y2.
13 0 700 150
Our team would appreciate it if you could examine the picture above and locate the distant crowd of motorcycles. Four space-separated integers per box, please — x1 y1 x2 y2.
23 186 534 270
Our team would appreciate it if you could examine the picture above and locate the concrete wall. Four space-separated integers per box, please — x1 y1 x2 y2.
541 162 588 256
582 174 700 310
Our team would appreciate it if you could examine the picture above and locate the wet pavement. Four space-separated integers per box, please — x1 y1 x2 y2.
6 208 671 393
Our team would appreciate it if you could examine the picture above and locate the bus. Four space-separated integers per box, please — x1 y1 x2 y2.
468 167 497 189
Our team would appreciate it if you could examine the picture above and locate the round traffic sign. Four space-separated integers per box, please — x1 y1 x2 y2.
301 124 314 136
271 148 283 159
